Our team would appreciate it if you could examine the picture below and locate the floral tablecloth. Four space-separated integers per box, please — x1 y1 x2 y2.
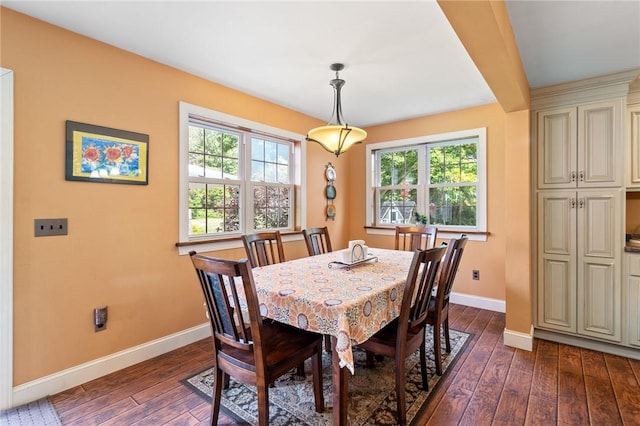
252 248 415 374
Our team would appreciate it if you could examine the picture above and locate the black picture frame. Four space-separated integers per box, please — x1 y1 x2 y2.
65 120 149 185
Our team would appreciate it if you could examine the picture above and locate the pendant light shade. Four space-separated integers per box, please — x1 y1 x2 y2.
306 63 367 157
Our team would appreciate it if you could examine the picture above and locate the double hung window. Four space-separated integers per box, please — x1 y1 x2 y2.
367 128 486 234
179 102 302 248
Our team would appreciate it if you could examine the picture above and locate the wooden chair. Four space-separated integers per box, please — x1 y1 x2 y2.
358 246 447 425
394 225 438 251
427 235 468 375
242 231 285 268
303 227 333 256
189 251 324 426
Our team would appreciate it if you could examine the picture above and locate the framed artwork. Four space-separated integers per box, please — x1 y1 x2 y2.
65 120 149 185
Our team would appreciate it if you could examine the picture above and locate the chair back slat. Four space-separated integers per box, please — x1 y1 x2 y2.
395 226 438 251
303 227 333 256
400 246 447 332
242 231 286 268
190 252 261 356
436 235 468 308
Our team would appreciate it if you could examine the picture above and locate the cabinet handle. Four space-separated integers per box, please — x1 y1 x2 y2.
570 198 576 209
579 198 584 208
571 171 577 182
579 171 585 182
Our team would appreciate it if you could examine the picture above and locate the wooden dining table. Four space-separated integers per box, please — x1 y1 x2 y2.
251 247 416 425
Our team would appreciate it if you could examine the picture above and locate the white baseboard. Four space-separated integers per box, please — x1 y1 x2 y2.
450 292 505 313
11 323 210 407
504 325 534 351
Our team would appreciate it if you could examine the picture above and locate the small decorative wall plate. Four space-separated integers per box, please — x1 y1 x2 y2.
326 183 337 200
325 164 337 181
326 204 336 218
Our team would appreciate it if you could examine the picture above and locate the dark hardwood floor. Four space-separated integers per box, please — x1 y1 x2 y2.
50 304 640 425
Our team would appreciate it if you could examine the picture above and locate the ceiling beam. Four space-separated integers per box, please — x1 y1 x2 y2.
438 0 530 112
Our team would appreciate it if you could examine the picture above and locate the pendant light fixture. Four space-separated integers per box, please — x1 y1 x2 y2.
306 63 367 157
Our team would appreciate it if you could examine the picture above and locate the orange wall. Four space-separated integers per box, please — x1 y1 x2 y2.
2 7 526 387
347 104 507 301
1 8 344 385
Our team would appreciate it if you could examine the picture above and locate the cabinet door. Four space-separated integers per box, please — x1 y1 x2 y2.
628 276 640 347
627 105 640 187
577 189 622 342
537 191 577 332
577 99 623 187
537 107 577 189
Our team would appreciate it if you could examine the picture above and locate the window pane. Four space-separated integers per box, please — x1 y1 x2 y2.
264 162 277 183
188 153 204 177
379 150 418 186
277 143 289 165
429 186 477 226
188 182 240 235
277 164 289 183
253 185 290 230
251 160 264 181
264 141 277 163
377 188 417 225
252 138 264 161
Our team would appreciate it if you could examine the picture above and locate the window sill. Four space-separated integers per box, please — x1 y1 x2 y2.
176 231 304 255
364 226 489 242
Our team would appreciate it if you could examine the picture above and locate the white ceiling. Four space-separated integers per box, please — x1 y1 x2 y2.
3 1 640 127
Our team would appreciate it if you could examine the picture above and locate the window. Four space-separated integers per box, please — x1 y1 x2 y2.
366 128 486 235
179 102 305 250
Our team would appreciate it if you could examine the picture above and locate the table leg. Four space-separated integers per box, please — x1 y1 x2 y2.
331 336 349 425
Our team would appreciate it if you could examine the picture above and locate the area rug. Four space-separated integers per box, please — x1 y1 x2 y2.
183 328 470 426
0 398 62 426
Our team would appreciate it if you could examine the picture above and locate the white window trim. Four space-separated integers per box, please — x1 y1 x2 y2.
178 101 306 254
365 127 487 242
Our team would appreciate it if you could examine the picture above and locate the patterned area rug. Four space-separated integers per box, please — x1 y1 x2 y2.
183 328 470 426
0 398 62 426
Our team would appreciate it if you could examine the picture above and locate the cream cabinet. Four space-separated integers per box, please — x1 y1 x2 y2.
627 105 640 187
537 189 622 342
537 99 623 189
627 254 640 347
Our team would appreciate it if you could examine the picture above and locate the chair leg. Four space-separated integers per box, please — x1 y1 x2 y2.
433 322 443 376
210 368 224 425
296 362 305 377
395 358 407 425
223 372 230 389
419 339 429 391
365 350 375 368
311 348 325 413
324 334 332 352
443 316 451 353
256 382 270 426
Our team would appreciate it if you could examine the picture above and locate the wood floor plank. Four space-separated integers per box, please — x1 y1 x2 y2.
530 339 558 401
493 362 533 425
584 375 623 425
459 342 514 425
525 394 557 425
557 344 589 425
100 383 200 426
604 353 640 424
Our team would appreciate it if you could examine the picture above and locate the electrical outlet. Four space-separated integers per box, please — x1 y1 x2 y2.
94 306 108 332
34 218 68 237
472 270 480 280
